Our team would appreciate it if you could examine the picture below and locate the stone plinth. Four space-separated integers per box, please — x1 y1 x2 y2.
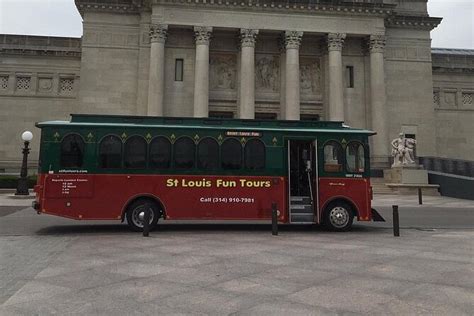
383 166 440 196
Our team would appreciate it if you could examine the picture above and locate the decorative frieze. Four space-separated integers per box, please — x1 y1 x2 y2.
16 77 31 91
60 78 75 94
0 75 8 90
369 35 386 54
433 91 440 106
327 33 346 51
240 29 258 48
386 15 442 31
38 78 53 93
194 27 213 45
462 93 473 106
284 31 303 50
149 24 168 43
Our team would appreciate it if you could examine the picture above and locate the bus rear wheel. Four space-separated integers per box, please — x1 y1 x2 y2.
126 199 160 232
323 201 354 232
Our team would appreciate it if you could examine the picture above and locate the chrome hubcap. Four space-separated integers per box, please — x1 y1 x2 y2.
131 205 154 228
329 206 349 228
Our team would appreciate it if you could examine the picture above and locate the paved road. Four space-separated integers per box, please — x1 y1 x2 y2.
1 196 473 315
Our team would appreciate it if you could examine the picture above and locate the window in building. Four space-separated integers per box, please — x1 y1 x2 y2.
149 136 171 169
345 66 354 88
99 135 122 168
346 141 365 173
255 112 277 120
209 111 234 119
174 137 195 169
124 136 147 168
245 139 265 170
175 59 184 81
221 138 242 170
323 140 343 172
197 138 219 169
60 133 85 168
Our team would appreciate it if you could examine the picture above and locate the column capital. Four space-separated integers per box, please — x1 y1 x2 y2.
149 24 168 43
327 33 346 51
240 29 259 48
369 34 386 53
194 26 213 45
284 31 303 49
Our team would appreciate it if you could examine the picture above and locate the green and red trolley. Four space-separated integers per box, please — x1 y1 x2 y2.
33 114 383 231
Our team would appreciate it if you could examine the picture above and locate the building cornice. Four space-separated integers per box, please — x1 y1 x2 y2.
75 0 151 16
0 35 82 58
152 0 396 17
386 15 442 31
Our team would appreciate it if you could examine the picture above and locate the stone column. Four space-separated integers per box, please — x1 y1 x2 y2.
284 31 303 120
239 29 258 119
193 26 212 117
147 24 168 116
327 33 346 121
369 34 389 162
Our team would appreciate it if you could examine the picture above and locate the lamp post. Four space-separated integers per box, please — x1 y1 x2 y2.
15 131 33 196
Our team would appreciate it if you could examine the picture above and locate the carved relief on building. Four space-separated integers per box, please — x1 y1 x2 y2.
300 58 321 95
433 90 440 106
38 78 53 92
210 54 236 90
0 75 8 90
16 77 31 91
255 55 279 92
444 91 457 107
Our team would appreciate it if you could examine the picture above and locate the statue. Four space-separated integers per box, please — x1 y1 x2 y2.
391 133 417 167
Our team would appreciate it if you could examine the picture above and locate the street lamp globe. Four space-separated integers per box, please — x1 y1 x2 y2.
21 131 33 142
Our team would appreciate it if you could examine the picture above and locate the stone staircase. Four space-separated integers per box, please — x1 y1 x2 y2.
371 177 393 195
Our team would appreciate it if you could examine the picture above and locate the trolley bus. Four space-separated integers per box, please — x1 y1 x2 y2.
33 114 384 232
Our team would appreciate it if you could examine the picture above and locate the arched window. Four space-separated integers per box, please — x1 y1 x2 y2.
174 137 195 169
323 140 343 173
124 136 147 168
346 141 365 173
60 133 85 168
221 138 242 170
99 135 122 168
149 136 171 169
245 139 265 170
197 138 219 170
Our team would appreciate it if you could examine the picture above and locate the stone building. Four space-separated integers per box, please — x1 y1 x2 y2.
0 0 473 172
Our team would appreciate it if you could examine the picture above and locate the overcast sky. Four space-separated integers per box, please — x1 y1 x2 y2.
0 0 472 49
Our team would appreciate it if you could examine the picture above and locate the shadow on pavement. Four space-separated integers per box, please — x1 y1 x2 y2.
34 222 385 236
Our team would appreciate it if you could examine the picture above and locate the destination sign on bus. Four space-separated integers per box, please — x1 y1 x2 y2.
225 131 262 137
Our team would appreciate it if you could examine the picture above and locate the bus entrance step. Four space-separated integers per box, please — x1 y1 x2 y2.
290 204 313 214
290 196 312 205
291 213 314 223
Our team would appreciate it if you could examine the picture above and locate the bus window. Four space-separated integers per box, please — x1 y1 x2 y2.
245 139 265 170
323 140 343 172
99 135 122 168
346 141 365 173
221 138 242 170
60 133 85 168
174 137 195 169
149 136 171 169
198 138 219 170
124 136 147 169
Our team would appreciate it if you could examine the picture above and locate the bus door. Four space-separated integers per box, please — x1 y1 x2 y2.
288 140 319 224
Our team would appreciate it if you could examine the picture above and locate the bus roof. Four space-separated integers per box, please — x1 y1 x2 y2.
36 114 376 135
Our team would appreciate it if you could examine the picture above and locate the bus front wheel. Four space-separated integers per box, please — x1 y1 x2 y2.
126 199 160 232
323 201 354 232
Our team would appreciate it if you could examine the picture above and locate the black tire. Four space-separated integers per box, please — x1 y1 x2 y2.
323 201 354 232
126 199 160 232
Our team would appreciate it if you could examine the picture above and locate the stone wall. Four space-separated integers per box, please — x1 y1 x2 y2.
432 50 474 161
0 35 81 171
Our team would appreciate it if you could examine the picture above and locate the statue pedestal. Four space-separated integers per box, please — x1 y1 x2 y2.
383 166 440 196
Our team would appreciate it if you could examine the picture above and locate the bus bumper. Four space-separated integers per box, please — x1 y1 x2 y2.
371 208 385 222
